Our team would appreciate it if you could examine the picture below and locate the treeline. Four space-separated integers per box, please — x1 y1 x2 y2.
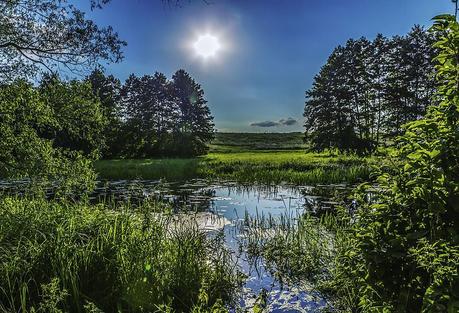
88 69 214 158
304 26 436 153
0 69 214 184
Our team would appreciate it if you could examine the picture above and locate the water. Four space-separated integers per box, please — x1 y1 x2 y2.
94 179 338 312
0 179 347 312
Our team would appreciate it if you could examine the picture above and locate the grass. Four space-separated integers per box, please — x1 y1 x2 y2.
209 132 306 152
0 197 241 312
202 151 373 185
95 151 374 185
240 209 358 311
95 158 201 181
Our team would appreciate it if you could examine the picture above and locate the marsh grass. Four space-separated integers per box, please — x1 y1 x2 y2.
239 209 358 311
95 158 201 181
202 152 373 185
0 197 241 312
95 152 373 185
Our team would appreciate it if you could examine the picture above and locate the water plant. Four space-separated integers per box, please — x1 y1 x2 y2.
0 197 241 312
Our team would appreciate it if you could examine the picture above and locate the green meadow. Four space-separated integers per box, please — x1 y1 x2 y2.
95 133 374 185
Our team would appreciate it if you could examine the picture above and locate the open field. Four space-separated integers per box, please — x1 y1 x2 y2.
208 132 306 152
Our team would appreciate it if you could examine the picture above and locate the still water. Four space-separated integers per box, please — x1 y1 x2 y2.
91 179 343 312
1 179 346 312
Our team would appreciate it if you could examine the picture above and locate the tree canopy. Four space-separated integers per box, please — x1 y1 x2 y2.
0 0 126 81
304 26 436 153
108 69 215 158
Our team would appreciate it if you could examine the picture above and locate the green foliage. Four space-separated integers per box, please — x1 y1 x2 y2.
338 14 459 312
0 197 240 312
304 27 436 154
0 79 102 195
86 69 123 158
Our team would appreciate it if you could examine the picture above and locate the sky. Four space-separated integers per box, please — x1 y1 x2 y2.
76 0 453 132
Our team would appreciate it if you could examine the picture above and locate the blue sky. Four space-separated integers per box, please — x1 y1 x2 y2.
77 0 453 132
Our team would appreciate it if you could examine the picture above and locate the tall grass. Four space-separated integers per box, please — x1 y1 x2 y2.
202 151 373 185
0 197 241 312
95 158 201 181
239 209 358 311
95 152 374 185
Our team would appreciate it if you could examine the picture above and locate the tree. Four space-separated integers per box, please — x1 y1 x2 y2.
86 69 123 158
118 70 214 158
304 27 436 153
171 69 215 156
39 74 106 157
0 0 126 81
0 79 102 195
343 14 459 311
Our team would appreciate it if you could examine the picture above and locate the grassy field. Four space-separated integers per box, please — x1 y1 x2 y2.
96 152 373 185
208 132 306 152
95 133 375 185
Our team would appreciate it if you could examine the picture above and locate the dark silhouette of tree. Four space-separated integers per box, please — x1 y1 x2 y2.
0 0 126 81
116 70 214 158
171 69 215 156
304 26 436 154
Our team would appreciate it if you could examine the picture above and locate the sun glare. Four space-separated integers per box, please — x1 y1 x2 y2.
193 34 221 58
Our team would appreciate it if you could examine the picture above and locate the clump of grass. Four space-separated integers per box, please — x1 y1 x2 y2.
95 158 201 181
0 197 241 312
240 209 358 311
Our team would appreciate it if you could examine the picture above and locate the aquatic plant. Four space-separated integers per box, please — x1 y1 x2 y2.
0 197 241 312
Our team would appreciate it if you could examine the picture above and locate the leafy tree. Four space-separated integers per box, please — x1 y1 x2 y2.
86 69 123 158
304 27 436 153
171 69 215 156
39 74 106 157
0 0 125 81
342 14 459 312
0 80 100 195
118 70 214 158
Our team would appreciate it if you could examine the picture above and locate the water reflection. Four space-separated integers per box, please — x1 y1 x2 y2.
0 179 349 312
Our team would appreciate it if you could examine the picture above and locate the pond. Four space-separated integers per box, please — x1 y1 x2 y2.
0 179 349 312
91 179 347 312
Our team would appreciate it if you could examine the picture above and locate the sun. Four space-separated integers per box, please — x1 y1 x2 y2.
193 34 221 58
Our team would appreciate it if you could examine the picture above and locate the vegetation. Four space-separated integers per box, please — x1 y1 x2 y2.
244 13 459 313
0 197 240 312
1 0 458 312
95 150 374 185
107 69 214 158
0 0 125 81
0 78 104 195
209 132 306 152
304 26 436 153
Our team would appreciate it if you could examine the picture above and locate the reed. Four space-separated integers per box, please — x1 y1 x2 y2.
0 197 241 312
239 209 358 311
95 152 374 185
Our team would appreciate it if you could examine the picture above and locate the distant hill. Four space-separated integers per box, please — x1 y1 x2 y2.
209 132 306 152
